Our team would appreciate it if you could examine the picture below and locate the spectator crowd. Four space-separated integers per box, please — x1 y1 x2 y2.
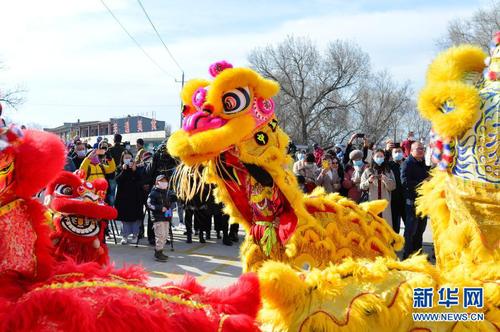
63 129 432 262
291 131 431 259
64 134 240 263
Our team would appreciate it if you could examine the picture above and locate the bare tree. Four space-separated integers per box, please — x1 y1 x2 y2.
0 62 26 110
248 36 369 146
352 70 413 145
0 88 26 110
397 103 432 143
437 1 500 50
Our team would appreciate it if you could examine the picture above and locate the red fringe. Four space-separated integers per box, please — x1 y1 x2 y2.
1 267 261 332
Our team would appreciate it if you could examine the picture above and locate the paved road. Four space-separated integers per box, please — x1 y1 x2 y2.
108 220 244 288
107 213 435 288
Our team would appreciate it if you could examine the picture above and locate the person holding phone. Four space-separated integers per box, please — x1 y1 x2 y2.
342 133 369 167
316 155 342 193
294 153 319 193
115 151 143 245
342 149 366 202
360 149 396 227
79 141 116 181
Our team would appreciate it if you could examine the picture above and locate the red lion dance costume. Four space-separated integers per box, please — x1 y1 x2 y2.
46 170 117 266
0 112 261 332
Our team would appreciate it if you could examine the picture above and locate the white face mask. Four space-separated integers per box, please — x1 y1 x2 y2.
393 152 403 161
157 182 169 190
123 158 132 165
76 150 86 157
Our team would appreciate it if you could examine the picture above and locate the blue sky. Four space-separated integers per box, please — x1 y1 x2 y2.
0 0 489 130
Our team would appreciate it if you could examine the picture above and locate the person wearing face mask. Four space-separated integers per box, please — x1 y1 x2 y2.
333 145 344 161
316 155 343 194
342 150 366 202
360 149 396 227
342 133 369 167
79 141 116 182
294 149 306 163
147 175 177 262
294 153 319 193
401 141 430 259
71 142 87 169
115 151 144 245
292 150 306 173
388 145 406 234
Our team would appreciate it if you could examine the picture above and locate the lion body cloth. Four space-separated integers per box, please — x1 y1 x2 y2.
168 33 499 331
0 123 261 332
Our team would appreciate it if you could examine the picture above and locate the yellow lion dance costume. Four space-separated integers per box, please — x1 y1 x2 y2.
168 60 402 273
168 32 499 331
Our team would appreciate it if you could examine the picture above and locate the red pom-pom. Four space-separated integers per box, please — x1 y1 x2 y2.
209 61 233 77
487 71 497 81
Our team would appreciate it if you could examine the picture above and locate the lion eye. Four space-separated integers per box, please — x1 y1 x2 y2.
222 87 251 114
55 184 73 196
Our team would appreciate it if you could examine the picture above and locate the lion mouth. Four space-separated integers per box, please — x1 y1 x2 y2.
61 215 100 237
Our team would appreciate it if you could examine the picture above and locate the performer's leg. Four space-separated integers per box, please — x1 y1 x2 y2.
229 223 239 242
220 213 232 246
214 210 222 239
185 209 193 243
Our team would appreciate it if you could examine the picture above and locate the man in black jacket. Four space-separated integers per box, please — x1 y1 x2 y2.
401 142 430 259
388 145 405 234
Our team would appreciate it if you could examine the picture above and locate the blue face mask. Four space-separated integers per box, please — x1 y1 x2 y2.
393 152 403 161
353 159 364 167
374 157 385 165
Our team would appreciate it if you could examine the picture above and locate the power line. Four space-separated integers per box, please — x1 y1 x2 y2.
30 103 179 108
99 0 176 79
136 0 183 73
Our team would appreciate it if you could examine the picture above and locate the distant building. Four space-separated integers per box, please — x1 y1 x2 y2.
45 115 168 148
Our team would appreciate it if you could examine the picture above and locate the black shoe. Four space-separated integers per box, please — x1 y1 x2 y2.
229 232 239 242
186 233 192 243
183 231 188 235
154 250 168 262
199 233 206 243
222 235 233 246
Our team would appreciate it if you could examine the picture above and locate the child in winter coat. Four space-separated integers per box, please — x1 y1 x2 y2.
146 174 176 262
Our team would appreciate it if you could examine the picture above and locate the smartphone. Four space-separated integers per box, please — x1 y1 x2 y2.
356 133 365 138
322 160 330 169
394 142 401 148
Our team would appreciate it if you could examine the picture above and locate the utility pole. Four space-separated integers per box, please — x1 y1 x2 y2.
175 71 185 129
